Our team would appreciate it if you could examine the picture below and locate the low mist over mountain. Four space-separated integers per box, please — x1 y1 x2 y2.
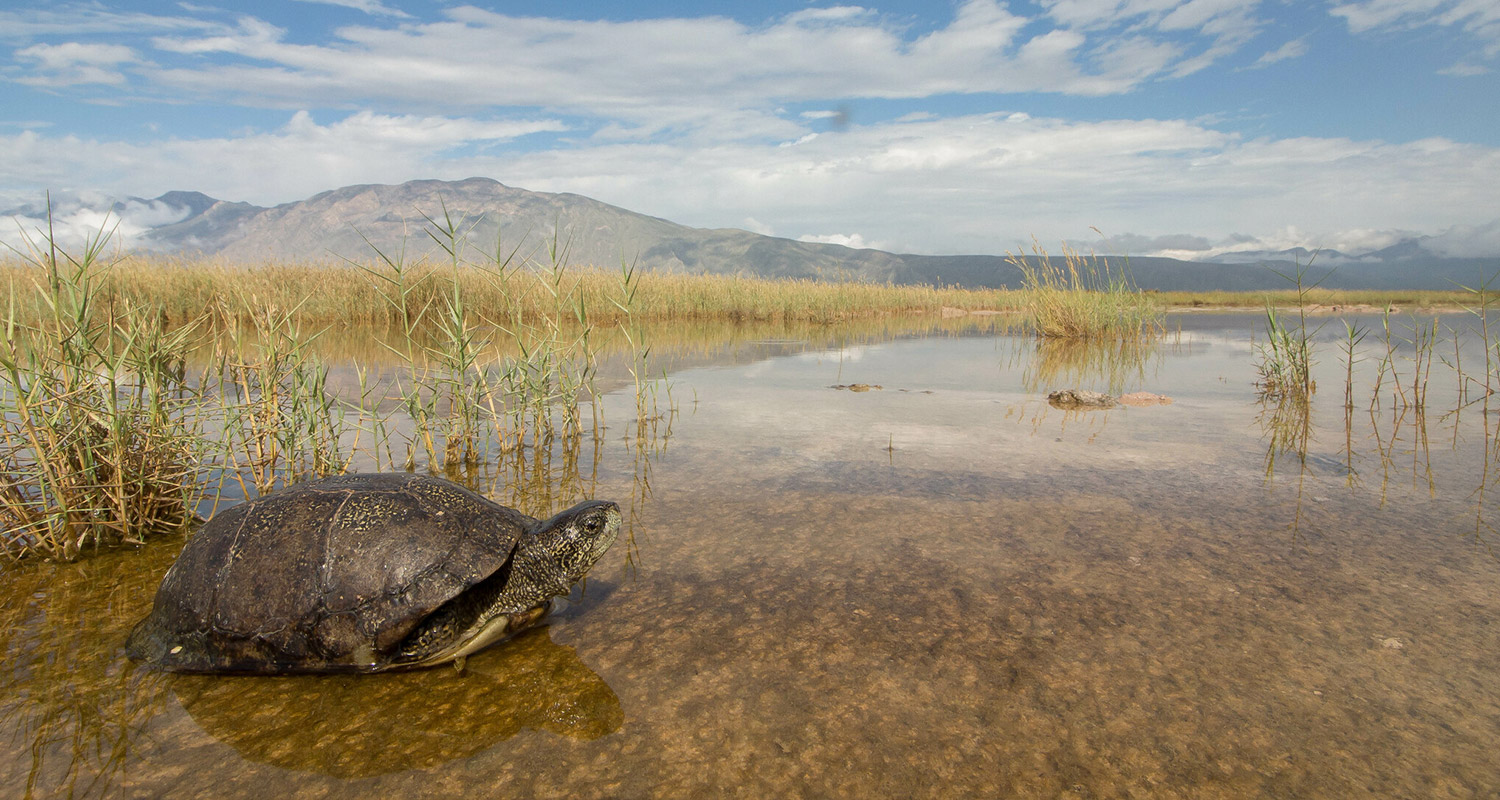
7 178 1496 292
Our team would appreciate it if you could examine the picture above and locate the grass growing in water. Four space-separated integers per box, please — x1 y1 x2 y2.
0 213 209 560
1006 237 1163 339
1255 257 1323 398
0 208 653 560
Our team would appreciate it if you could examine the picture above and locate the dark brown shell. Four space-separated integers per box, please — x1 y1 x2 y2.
126 473 534 673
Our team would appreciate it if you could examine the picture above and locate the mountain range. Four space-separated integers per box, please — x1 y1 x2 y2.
8 177 1497 292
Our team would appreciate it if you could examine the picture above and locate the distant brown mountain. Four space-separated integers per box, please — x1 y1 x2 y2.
143 177 912 283
29 177 1499 291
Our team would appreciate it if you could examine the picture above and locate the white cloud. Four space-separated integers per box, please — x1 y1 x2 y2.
13 42 138 86
798 232 886 250
0 6 216 40
291 0 411 19
0 111 567 209
125 0 1260 131
4 110 1499 257
1 193 198 254
1247 37 1309 68
1438 61 1489 75
1039 0 1267 78
1331 0 1500 60
1 3 1496 259
1426 218 1500 258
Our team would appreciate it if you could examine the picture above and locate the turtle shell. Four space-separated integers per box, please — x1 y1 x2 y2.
126 473 536 673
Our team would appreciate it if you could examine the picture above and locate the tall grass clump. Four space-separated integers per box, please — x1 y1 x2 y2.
1255 257 1323 398
1006 236 1162 339
0 212 208 560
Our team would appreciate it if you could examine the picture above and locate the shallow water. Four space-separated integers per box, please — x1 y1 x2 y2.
4 313 1499 798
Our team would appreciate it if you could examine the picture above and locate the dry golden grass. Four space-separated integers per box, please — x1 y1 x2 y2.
1006 240 1163 339
1154 288 1479 310
0 254 1027 329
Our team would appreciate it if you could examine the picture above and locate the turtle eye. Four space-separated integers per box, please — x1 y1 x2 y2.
582 516 602 534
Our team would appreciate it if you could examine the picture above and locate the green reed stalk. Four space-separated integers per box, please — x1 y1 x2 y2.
1453 271 1498 404
1341 320 1367 411
1255 255 1324 399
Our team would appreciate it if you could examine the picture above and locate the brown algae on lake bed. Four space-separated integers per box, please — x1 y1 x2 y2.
3 313 1499 797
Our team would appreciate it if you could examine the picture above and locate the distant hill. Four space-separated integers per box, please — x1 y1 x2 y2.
10 178 1497 291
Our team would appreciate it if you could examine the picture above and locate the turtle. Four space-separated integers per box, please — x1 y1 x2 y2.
125 473 621 674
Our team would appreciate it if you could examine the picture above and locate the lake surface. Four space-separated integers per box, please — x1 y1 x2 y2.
4 312 1499 798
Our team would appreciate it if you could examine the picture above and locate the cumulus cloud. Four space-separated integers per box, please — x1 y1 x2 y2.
2 3 1497 259
742 217 776 236
798 232 886 250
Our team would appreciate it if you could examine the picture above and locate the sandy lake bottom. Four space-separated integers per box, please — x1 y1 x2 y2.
3 313 1498 798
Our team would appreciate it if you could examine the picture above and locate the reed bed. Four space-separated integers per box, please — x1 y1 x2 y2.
1156 288 1480 310
0 255 1024 329
0 223 209 560
0 211 667 560
1006 239 1163 339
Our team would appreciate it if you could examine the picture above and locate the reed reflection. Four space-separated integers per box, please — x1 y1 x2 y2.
0 545 176 799
1259 308 1500 548
1023 336 1160 397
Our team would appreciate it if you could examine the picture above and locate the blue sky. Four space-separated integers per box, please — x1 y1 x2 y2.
2 0 1498 258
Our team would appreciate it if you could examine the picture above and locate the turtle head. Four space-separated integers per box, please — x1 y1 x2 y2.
531 500 622 581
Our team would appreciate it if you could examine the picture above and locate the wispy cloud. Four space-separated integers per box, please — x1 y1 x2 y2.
14 42 138 87
1331 0 1500 61
1247 37 1309 68
123 0 1265 134
0 5 218 39
290 0 411 19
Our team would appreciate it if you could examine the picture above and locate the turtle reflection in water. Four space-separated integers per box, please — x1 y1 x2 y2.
172 627 624 778
126 473 621 674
